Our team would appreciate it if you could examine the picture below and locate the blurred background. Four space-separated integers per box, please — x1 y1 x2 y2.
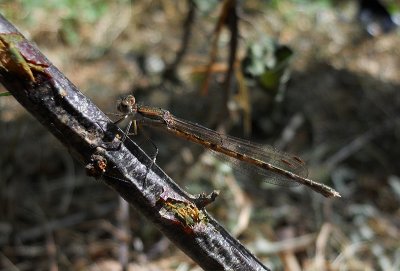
1 1 399 270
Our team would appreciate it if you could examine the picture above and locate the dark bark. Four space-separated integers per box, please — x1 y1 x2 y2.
0 14 270 271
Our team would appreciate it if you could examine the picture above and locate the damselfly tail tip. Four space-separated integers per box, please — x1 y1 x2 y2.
333 191 341 198
326 189 341 198
319 186 341 198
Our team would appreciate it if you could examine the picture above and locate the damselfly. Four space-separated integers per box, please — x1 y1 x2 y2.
112 95 340 198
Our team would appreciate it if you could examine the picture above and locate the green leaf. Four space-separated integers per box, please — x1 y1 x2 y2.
0 92 11 97
241 38 293 92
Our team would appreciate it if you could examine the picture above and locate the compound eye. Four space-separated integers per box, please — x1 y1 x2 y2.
125 95 136 106
117 95 136 113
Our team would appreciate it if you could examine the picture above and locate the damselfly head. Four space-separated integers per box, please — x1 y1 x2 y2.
117 95 136 114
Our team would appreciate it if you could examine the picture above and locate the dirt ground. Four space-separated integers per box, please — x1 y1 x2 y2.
1 1 399 270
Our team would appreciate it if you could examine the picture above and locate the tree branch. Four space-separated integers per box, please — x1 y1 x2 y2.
0 14 269 271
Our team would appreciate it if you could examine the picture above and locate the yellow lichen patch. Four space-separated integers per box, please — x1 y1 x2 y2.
0 33 47 82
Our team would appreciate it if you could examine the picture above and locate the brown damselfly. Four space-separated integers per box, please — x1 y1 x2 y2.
112 95 340 198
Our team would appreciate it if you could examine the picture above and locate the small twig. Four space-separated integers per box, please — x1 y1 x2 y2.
0 251 20 271
45 231 58 271
250 234 316 255
314 223 332 270
163 0 196 82
192 190 220 209
275 113 305 150
223 0 239 105
225 174 252 237
200 0 233 95
117 198 130 271
214 0 240 129
281 251 301 271
324 118 399 170
9 203 117 245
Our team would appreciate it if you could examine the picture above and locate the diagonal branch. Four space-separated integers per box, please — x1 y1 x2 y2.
0 14 269 271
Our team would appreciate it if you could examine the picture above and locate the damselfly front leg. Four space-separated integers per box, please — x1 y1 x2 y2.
109 98 167 187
